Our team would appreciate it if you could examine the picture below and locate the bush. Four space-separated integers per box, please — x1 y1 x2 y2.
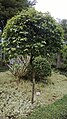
61 45 67 70
8 55 30 79
32 56 51 81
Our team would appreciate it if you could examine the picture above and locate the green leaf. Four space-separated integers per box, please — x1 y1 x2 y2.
13 40 16 43
41 41 46 44
11 48 16 51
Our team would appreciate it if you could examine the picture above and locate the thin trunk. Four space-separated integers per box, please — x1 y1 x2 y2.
56 52 61 68
30 52 35 104
31 70 35 104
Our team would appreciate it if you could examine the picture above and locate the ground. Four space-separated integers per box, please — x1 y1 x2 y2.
0 67 67 118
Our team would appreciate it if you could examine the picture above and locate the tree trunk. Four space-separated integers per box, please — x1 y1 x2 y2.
31 70 35 104
30 53 35 104
56 52 61 68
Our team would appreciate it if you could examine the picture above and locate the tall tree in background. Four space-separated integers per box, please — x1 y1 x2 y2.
60 19 67 42
0 0 36 32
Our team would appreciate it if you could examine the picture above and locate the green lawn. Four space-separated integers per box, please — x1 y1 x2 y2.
25 95 67 119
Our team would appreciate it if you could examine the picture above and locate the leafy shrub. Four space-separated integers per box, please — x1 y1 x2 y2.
32 56 51 81
8 55 30 79
61 45 67 70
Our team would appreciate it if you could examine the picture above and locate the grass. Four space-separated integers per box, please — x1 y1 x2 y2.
25 95 67 119
0 66 67 118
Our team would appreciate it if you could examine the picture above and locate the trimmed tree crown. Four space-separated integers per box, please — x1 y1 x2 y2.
2 8 64 59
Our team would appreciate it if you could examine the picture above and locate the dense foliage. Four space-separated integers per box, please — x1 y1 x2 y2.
2 8 64 59
32 56 51 80
2 8 46 59
60 19 67 41
61 45 67 70
0 0 35 31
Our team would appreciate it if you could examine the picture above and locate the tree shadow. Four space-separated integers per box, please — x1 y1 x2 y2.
0 65 8 72
58 69 67 77
53 68 67 77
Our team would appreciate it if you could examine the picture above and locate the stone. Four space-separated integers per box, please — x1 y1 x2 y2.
36 92 40 96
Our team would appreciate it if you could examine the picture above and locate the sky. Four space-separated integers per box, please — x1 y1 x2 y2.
35 0 67 20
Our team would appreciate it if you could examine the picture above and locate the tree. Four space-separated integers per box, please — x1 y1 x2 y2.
0 0 36 32
55 19 67 68
2 8 63 103
44 14 64 55
60 44 67 70
60 19 67 41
